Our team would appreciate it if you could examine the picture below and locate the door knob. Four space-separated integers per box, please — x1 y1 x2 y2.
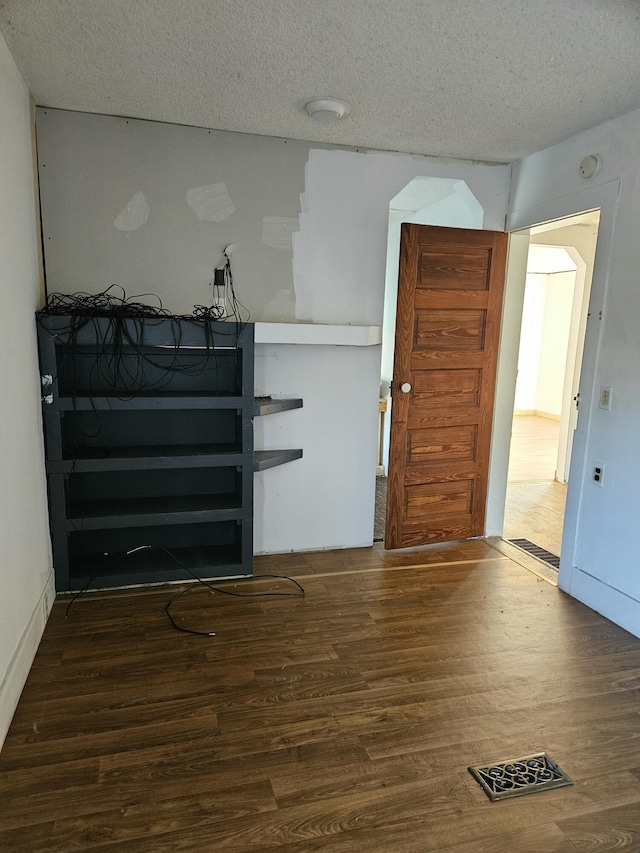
400 382 412 393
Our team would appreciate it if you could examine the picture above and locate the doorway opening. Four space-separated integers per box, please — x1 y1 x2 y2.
374 178 485 542
503 210 601 563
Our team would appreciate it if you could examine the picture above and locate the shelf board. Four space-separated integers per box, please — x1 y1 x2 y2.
47 445 248 473
66 496 249 530
254 449 303 472
254 397 303 416
51 395 251 411
66 545 249 590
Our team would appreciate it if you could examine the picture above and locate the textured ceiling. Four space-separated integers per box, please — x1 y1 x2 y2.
2 0 640 162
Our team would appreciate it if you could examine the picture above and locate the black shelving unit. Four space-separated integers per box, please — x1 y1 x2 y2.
37 315 302 591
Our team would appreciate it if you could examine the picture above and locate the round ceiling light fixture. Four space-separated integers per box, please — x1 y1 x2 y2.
304 98 349 123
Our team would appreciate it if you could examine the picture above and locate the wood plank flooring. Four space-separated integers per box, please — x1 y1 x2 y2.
3 540 640 851
507 415 560 483
505 415 566 556
503 481 567 556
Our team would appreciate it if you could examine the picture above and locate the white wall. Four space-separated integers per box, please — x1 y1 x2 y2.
509 106 640 637
514 271 576 417
295 162 507 329
35 110 511 554
0 34 54 749
536 270 575 417
514 274 546 411
254 343 380 553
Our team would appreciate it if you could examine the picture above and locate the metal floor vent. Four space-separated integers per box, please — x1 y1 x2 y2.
469 753 573 801
509 539 560 570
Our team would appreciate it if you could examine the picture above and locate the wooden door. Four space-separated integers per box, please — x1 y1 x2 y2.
385 224 508 549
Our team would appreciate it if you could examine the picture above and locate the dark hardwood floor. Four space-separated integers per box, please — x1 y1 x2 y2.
2 540 640 851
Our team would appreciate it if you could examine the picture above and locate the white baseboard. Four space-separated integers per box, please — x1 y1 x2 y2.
0 570 55 750
513 409 561 421
566 567 640 639
254 539 374 556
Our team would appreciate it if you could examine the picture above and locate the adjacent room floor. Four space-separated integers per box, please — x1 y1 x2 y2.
2 541 640 851
503 415 567 557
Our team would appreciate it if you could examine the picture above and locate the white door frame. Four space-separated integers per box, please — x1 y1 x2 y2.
557 247 589 484
486 179 620 593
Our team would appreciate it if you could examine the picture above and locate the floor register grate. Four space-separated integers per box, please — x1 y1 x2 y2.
468 753 573 801
508 539 561 570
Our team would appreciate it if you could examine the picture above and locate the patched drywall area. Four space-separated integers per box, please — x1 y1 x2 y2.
36 109 309 319
113 190 149 231
36 110 511 329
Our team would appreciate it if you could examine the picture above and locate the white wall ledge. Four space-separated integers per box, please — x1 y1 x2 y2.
254 323 382 346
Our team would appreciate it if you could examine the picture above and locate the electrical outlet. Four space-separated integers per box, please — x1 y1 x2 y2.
593 463 605 486
599 385 612 410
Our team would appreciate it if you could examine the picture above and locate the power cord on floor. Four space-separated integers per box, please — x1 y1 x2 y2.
63 545 153 619
64 545 305 637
